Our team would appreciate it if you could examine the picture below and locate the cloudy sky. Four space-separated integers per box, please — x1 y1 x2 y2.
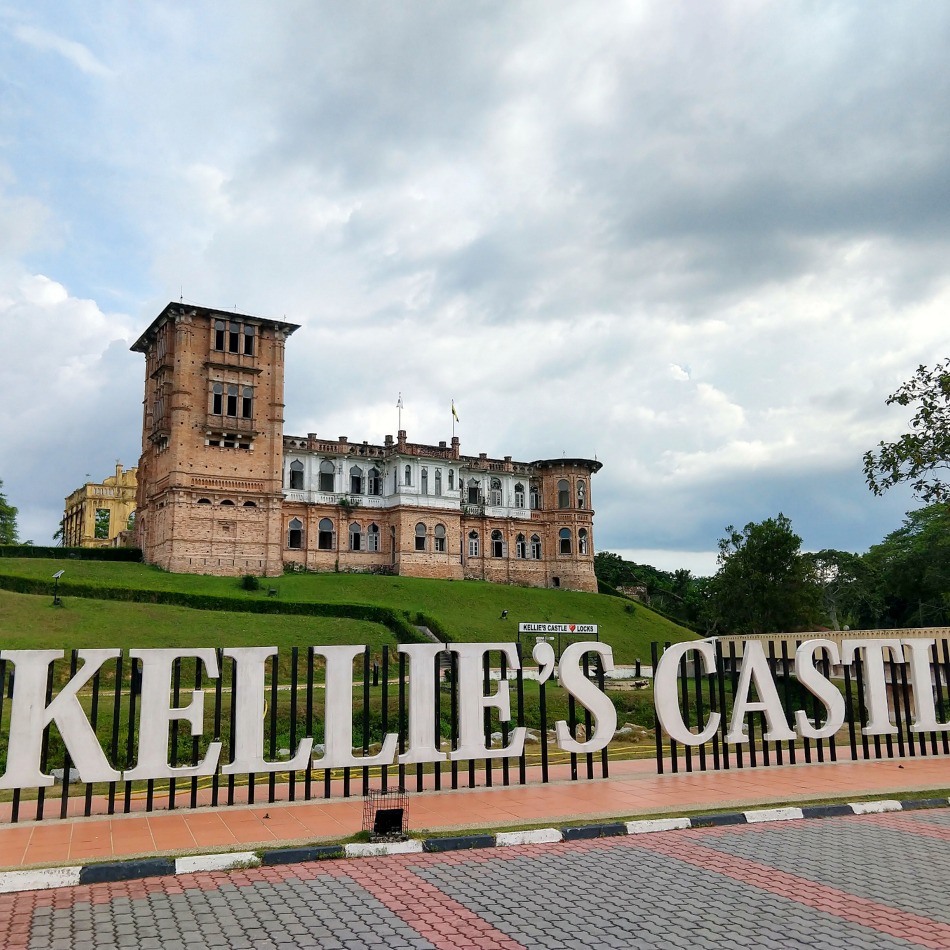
1 1 947 574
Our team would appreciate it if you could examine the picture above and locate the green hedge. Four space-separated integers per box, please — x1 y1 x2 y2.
0 573 423 642
0 545 142 562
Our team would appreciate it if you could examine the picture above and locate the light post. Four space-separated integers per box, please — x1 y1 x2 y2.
52 569 64 607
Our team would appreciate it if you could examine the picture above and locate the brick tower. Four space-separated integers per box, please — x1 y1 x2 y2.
131 303 299 576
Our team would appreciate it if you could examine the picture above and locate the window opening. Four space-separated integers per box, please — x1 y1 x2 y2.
491 529 504 558
415 522 427 551
530 534 541 559
214 320 225 351
434 523 446 552
226 384 238 417
577 480 586 509
319 460 335 492
243 324 255 356
368 467 381 495
559 527 572 554
558 479 570 509
289 460 304 490
516 533 526 559
318 517 334 550
467 478 480 504
241 386 253 419
288 518 303 549
349 522 362 551
514 483 525 508
435 469 442 496
579 527 589 555
489 477 502 507
228 321 240 353
212 382 223 415
404 464 412 486
94 509 110 539
368 523 380 552
350 465 364 495
468 530 479 558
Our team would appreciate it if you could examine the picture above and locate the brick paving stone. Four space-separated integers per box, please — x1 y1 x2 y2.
15 813 950 949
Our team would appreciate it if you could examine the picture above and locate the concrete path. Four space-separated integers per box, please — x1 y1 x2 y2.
0 754 947 871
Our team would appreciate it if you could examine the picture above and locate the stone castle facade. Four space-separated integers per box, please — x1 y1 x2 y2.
62 463 138 548
132 303 601 590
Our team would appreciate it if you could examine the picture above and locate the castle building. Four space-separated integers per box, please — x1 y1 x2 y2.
131 303 602 591
62 463 138 548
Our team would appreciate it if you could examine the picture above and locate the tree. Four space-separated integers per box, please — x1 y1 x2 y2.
864 359 950 503
705 513 820 635
803 549 882 631
864 504 950 628
0 480 19 544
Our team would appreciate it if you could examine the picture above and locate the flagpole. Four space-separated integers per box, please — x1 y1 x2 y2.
397 392 403 431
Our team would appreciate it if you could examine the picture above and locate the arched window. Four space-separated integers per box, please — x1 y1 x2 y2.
350 465 363 495
577 480 586 509
489 477 502 507
220 499 235 506
415 522 427 552
368 467 381 495
421 467 428 495
228 321 240 353
514 483 525 508
367 522 380 552
404 464 412 486
319 460 335 492
318 517 334 550
491 529 504 558
288 518 303 549
289 459 304 490
243 323 255 356
243 500 257 507
558 479 570 509
530 534 542 559
349 522 362 551
211 382 224 415
530 485 540 510
467 478 480 505
242 386 253 419
468 530 479 558
434 469 442 496
448 470 455 491
579 527 589 555
434 523 446 552
516 533 526 559
559 527 572 554
214 320 225 351
226 383 238 417
197 498 211 505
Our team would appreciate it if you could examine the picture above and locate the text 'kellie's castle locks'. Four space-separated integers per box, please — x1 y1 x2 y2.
131 303 601 589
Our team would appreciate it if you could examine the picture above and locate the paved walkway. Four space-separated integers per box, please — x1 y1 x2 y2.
6 806 950 949
1 754 948 871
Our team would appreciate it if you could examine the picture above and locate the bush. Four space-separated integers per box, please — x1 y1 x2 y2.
0 545 142 562
241 574 261 591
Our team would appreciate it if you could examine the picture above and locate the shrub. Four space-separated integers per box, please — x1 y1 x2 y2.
241 574 261 592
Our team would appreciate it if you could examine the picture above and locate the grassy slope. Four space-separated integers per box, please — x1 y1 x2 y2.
0 558 695 663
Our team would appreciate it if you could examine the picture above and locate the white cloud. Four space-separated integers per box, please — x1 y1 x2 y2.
12 24 114 78
0 1 949 563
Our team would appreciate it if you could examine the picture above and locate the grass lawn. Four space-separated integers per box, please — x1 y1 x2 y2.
0 558 695 663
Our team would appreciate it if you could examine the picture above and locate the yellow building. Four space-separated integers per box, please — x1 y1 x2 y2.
62 463 138 548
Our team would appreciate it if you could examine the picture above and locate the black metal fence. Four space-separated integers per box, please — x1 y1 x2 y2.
651 638 950 774
0 645 610 823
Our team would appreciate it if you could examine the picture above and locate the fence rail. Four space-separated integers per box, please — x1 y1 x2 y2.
651 637 950 774
0 645 609 824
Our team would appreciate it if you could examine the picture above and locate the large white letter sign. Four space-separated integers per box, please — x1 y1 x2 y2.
555 642 618 753
653 641 721 746
311 645 398 769
123 649 222 781
903 639 950 733
449 643 526 760
726 641 795 744
793 640 846 739
0 649 121 788
840 639 903 736
396 643 447 765
221 647 314 774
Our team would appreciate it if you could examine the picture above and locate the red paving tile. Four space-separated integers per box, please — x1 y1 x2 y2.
0 753 947 870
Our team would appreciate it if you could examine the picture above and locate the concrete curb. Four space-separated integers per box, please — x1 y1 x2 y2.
2 795 948 895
